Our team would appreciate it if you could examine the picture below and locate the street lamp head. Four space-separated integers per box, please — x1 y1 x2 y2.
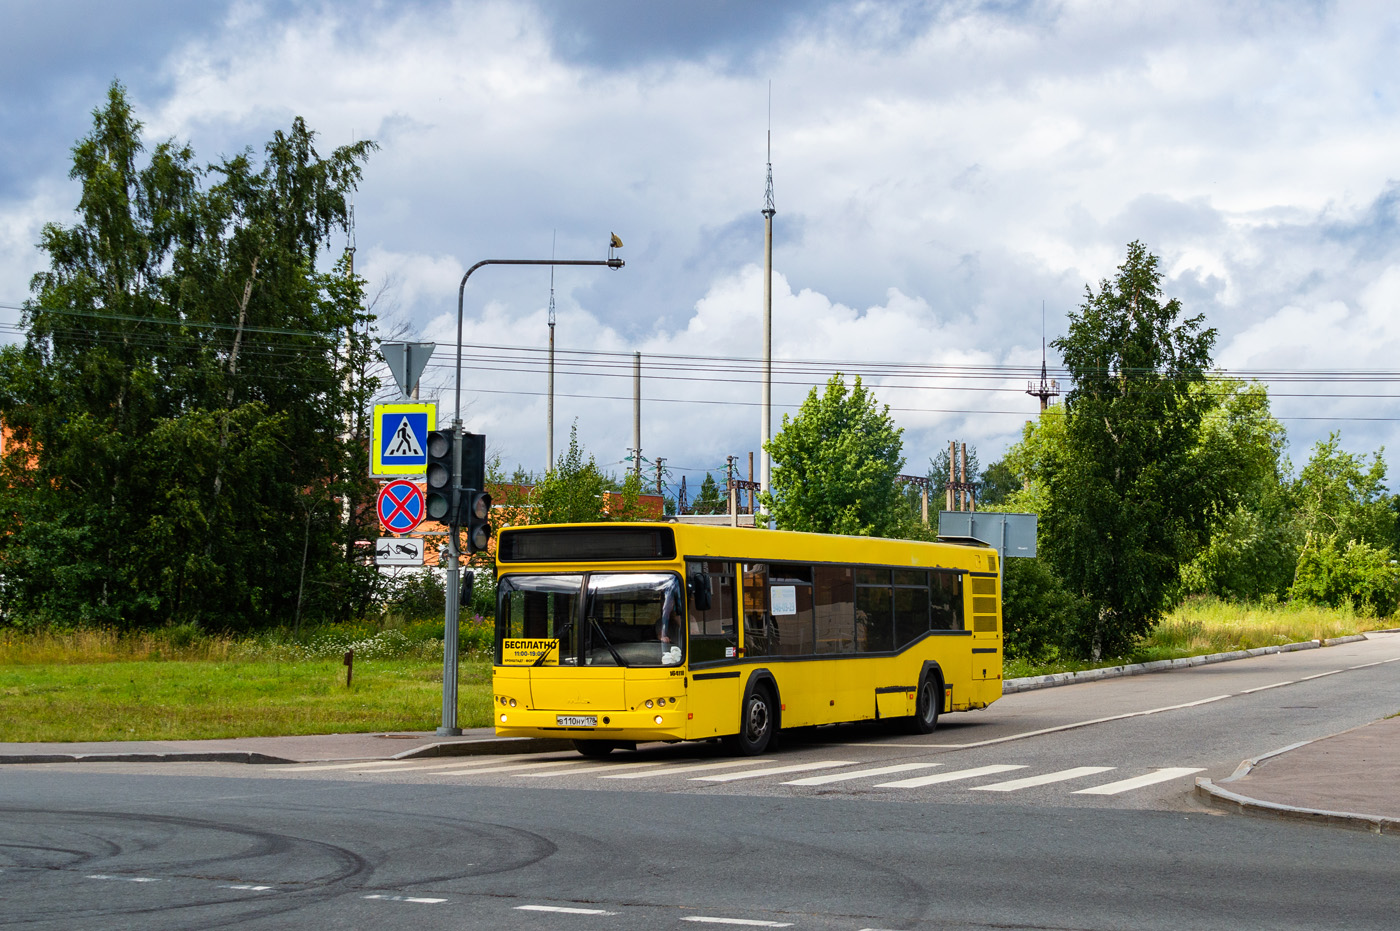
607 258 625 269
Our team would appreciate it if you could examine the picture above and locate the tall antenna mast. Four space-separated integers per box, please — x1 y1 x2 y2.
760 83 776 520
546 231 557 469
1026 300 1060 412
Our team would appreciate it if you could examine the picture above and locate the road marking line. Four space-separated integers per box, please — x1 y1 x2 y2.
364 894 447 903
693 761 856 783
1239 680 1295 694
782 763 942 786
1074 767 1206 795
221 884 274 891
918 695 1233 750
516 905 618 915
681 918 793 927
1298 670 1344 681
971 766 1115 792
426 759 590 776
86 875 160 883
877 764 1026 788
602 759 765 780
1348 661 1384 670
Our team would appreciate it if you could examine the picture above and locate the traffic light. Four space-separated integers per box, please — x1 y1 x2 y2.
424 428 456 523
460 431 486 493
464 489 493 554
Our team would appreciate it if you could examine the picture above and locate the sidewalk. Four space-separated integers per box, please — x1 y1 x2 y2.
1195 715 1400 834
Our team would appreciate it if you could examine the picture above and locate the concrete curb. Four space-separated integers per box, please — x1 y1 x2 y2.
0 751 294 765
1001 634 1370 694
0 737 579 766
1195 727 1400 834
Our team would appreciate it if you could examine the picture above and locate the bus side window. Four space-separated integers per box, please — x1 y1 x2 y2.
893 569 930 648
814 565 855 654
856 567 894 652
687 560 737 663
742 562 771 657
769 562 814 655
931 571 962 630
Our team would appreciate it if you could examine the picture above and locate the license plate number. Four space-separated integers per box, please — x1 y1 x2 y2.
556 715 597 727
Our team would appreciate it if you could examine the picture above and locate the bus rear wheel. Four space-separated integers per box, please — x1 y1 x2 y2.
573 740 617 758
724 684 775 756
904 677 941 735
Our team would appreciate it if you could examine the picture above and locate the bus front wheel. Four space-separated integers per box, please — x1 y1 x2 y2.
725 684 775 756
573 740 617 758
905 677 941 735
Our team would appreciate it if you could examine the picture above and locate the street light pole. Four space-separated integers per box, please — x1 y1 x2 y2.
437 253 623 736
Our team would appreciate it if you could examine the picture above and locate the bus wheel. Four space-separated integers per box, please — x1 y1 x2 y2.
905 677 941 735
573 740 616 758
725 684 775 756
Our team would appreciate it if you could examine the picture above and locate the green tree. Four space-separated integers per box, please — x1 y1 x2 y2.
1041 241 1219 659
763 374 905 536
977 458 1023 508
0 82 376 631
690 472 726 515
529 423 653 524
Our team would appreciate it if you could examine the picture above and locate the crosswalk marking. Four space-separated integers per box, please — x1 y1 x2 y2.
519 761 652 778
426 758 588 776
782 763 942 786
693 761 857 783
347 759 518 774
1073 767 1206 795
288 753 1208 799
876 764 1026 788
970 766 1114 792
601 759 765 780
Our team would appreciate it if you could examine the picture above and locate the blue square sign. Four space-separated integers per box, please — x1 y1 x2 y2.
372 403 435 475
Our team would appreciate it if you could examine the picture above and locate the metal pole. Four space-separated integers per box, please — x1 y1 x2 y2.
547 321 555 468
760 124 776 521
633 351 642 477
447 255 622 735
455 258 622 426
437 415 464 736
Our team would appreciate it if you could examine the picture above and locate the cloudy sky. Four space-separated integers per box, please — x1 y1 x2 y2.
4 0 1399 500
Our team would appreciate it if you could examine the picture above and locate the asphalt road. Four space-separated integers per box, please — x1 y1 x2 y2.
3 635 1398 930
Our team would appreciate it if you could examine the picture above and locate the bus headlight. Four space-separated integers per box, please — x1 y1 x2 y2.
654 715 664 725
645 700 654 709
509 698 517 707
500 714 507 723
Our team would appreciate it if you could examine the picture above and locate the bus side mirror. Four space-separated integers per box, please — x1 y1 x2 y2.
689 572 712 612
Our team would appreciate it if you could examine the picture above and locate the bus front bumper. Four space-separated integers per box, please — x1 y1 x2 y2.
494 706 689 742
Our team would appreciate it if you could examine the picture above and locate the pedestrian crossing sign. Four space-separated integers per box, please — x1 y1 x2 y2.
372 402 436 476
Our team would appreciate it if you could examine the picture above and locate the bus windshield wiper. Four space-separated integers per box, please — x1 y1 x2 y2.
589 618 628 667
534 618 574 666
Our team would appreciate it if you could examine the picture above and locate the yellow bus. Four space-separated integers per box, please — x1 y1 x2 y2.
492 522 1003 756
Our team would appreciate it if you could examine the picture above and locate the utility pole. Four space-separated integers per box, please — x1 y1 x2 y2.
633 351 642 478
759 91 776 521
1027 301 1060 412
946 440 956 512
546 249 556 468
727 455 737 525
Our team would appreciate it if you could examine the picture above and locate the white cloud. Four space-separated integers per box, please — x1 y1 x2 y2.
4 0 1400 488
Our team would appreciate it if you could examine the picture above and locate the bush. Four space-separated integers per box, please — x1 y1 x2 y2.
1288 536 1400 617
1001 557 1088 662
383 569 446 620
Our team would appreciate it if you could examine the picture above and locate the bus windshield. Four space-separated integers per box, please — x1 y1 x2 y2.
497 572 684 668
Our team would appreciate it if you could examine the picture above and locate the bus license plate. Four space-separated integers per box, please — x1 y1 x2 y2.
557 715 597 727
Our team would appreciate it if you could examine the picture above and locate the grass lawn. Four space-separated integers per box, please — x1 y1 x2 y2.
2 598 1391 742
0 629 497 742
